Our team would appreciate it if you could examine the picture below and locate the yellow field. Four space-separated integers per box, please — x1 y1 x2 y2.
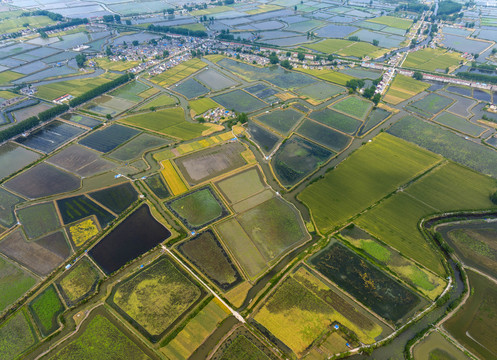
160 160 188 195
0 90 18 99
225 281 252 308
383 74 430 105
0 71 23 85
149 58 207 87
190 98 220 115
69 218 99 247
203 54 226 63
295 68 355 86
246 4 282 14
95 58 140 71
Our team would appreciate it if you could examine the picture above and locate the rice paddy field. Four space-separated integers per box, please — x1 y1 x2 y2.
254 266 388 357
383 74 430 105
108 256 204 340
299 133 440 233
294 68 354 86
366 15 413 30
173 78 209 99
403 48 463 72
0 310 37 360
255 108 304 135
431 111 486 137
212 89 266 113
88 183 138 215
189 97 220 115
28 285 64 337
0 256 37 313
406 93 453 118
17 202 60 239
56 257 101 307
444 270 497 360
330 96 373 120
294 82 344 102
248 122 282 155
120 108 208 140
160 159 188 196
144 173 170 199
149 58 207 87
309 108 362 135
413 330 469 360
305 39 386 58
137 94 177 111
0 142 41 181
216 167 266 204
57 195 115 228
296 119 351 152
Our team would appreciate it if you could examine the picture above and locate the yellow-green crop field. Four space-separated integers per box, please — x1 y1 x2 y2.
366 15 413 30
149 59 207 87
305 39 386 58
95 58 140 71
294 68 355 86
36 73 120 100
384 74 430 105
403 48 463 72
0 15 54 34
0 71 23 85
190 97 220 114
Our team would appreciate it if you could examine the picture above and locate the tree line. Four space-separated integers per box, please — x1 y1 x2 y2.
69 73 134 107
147 24 207 38
457 72 497 84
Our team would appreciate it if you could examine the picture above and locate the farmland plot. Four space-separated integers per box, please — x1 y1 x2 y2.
255 108 304 135
194 69 238 91
0 257 37 313
57 195 115 228
57 258 101 307
47 145 116 177
216 167 266 204
309 108 362 135
79 124 140 153
406 93 453 118
28 285 64 337
0 142 41 180
330 96 372 120
0 310 37 360
107 133 170 162
296 119 351 152
247 122 282 155
88 182 138 215
144 173 170 199
212 90 266 113
17 202 60 239
173 78 209 99
0 188 23 228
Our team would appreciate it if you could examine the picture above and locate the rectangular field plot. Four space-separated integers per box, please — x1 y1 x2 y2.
56 257 101 307
84 95 136 116
174 142 246 185
178 230 242 291
0 229 70 277
309 108 362 135
0 188 23 228
310 241 425 323
383 74 430 105
149 58 207 87
108 256 204 341
254 266 388 357
89 205 171 275
120 108 208 140
341 225 445 300
17 202 60 239
45 311 151 360
216 167 266 204
15 120 86 154
255 108 303 135
358 108 391 136
406 93 453 117
272 135 333 187
403 48 463 72
109 81 150 102
294 82 344 101
0 142 41 180
444 271 497 360
330 96 372 120
5 163 80 199
166 187 228 230
79 124 140 153
60 112 101 128
89 183 138 215
247 122 282 155
299 133 440 233
172 78 209 99
212 90 266 113
57 194 115 228
294 68 355 86
68 218 99 248
413 330 469 360
432 111 486 137
28 285 64 337
0 310 38 360
189 97 219 115
47 145 116 177
107 133 170 162
388 115 497 177
0 257 37 313
144 173 170 199
296 119 351 152
194 69 238 91
137 94 177 111
160 159 188 196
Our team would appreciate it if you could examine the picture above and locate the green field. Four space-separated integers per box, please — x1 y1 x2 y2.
149 58 207 87
406 94 453 118
444 270 497 360
0 310 37 360
189 97 220 115
110 81 150 102
17 202 60 239
137 94 177 111
0 71 23 85
413 330 469 360
305 39 385 58
294 68 355 86
366 15 413 29
47 314 149 360
111 256 202 338
57 258 101 306
299 133 440 233
384 74 430 105
432 111 486 137
331 96 372 120
160 299 228 360
120 108 208 140
254 266 384 356
403 48 463 72
167 187 227 229
36 73 120 100
216 334 271 360
305 39 353 53
28 285 64 336
216 168 266 204
212 89 266 113
255 108 304 135
0 257 37 313
0 15 54 34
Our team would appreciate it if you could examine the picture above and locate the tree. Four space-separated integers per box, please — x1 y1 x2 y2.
280 59 292 69
125 19 131 25
492 48 497 54
114 14 121 23
413 71 423 80
490 191 497 205
163 50 169 58
363 86 375 99
106 46 113 56
327 54 334 61
39 30 48 38
294 5 297 10
345 79 365 91
445 67 450 74
286 51 291 57
167 8 175 14
297 52 305 61
269 52 279 64
372 39 379 46
132 40 139 46
372 93 381 105
106 114 112 120
349 36 359 41
75 53 86 68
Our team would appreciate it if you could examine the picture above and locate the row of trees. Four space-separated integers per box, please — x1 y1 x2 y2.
457 72 497 84
0 104 68 143
103 14 121 23
69 73 134 107
147 24 207 38
38 17 88 33
21 10 63 21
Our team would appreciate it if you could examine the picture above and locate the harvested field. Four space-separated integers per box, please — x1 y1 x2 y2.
107 133 170 162
272 135 333 187
57 257 101 307
166 187 228 230
47 145 116 177
89 205 171 275
255 108 304 135
216 167 266 204
309 108 362 135
310 241 424 323
89 182 138 214
212 90 266 113
299 133 440 233
79 124 140 153
109 256 204 341
4 163 80 199
17 202 60 239
0 256 37 313
57 195 115 228
28 285 64 337
0 229 69 276
0 142 41 181
254 266 386 356
160 160 188 196
0 310 37 360
174 142 246 185
178 230 242 291
296 119 351 152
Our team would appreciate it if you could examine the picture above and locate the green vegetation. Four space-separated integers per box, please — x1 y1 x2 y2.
413 331 469 360
28 285 64 336
47 314 148 360
0 310 37 360
216 168 265 204
217 335 270 360
137 94 177 110
366 15 413 29
120 108 208 140
384 74 430 105
17 202 60 239
299 133 440 233
331 96 372 120
0 257 37 313
189 97 220 115
403 48 462 72
110 256 202 338
0 15 54 34
432 111 485 137
57 258 101 306
305 39 386 58
0 71 23 85
294 68 355 86
149 58 206 87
